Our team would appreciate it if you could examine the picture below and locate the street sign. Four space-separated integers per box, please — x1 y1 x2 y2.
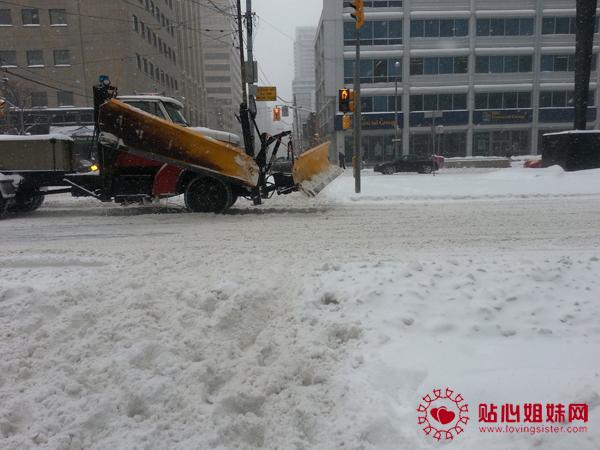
255 86 277 102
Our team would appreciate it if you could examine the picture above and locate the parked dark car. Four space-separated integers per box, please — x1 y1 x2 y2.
374 155 444 175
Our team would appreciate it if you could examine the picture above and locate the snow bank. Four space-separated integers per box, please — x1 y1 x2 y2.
323 167 600 203
304 254 600 449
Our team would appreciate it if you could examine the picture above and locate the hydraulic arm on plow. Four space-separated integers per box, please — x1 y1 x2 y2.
92 78 342 213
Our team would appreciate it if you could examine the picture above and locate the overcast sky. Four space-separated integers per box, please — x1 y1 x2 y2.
253 0 323 102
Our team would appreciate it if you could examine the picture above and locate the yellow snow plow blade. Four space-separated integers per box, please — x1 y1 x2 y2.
292 142 343 197
99 99 260 187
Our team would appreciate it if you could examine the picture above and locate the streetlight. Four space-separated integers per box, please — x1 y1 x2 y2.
394 61 401 160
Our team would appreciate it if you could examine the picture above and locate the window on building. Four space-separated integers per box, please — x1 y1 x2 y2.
343 1 403 7
542 16 600 35
344 58 401 84
473 130 531 156
411 19 469 38
136 54 142 70
475 92 532 109
57 91 74 107
409 93 467 111
475 55 532 73
30 91 48 107
26 50 44 67
476 18 534 36
539 90 595 108
410 56 468 75
344 20 402 46
54 49 70 66
0 9 12 25
49 9 67 25
133 15 139 32
0 50 17 67
541 54 598 72
21 8 40 25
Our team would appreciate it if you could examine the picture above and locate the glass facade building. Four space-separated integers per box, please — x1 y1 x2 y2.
315 0 600 163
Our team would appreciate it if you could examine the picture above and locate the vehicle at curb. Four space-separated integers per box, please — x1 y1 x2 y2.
374 154 444 175
524 159 542 169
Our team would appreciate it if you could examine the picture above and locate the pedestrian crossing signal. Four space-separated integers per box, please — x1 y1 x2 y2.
342 114 352 130
339 88 351 113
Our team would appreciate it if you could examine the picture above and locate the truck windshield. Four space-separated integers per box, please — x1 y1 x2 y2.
164 102 189 126
123 101 165 119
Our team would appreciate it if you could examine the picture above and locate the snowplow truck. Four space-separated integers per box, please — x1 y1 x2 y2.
0 84 342 217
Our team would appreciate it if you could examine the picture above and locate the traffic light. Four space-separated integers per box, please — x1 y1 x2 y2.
282 105 289 117
339 88 351 113
273 106 281 121
350 0 365 30
342 113 352 130
348 90 355 113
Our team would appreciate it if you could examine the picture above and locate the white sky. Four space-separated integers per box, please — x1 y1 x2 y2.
253 0 323 102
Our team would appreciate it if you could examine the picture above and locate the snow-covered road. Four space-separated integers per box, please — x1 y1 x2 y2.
1 168 600 449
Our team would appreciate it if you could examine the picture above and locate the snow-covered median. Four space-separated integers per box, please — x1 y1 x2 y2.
324 167 600 203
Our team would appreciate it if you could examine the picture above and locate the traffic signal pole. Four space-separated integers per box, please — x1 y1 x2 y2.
353 29 362 194
350 0 364 194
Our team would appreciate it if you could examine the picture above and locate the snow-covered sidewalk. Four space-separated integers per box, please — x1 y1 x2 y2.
325 166 600 203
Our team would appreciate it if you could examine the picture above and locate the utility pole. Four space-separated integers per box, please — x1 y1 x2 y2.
236 0 254 157
245 0 258 161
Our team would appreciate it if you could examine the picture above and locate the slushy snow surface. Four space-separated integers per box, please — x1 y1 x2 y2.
1 167 600 449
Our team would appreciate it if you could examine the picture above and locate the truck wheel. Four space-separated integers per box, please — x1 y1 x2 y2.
9 191 45 213
184 176 232 213
0 195 8 219
227 195 238 208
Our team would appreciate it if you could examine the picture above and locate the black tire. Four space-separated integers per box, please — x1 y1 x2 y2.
227 194 238 209
421 165 433 174
0 195 9 219
383 166 395 175
184 176 232 213
9 191 45 213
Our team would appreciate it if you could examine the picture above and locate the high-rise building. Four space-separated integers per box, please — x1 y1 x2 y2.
0 1 201 118
315 0 600 163
293 26 317 147
199 0 242 135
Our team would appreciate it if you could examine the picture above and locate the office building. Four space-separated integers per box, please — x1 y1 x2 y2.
315 0 600 162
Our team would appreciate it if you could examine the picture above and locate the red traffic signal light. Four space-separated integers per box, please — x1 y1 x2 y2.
350 0 365 30
273 106 281 121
